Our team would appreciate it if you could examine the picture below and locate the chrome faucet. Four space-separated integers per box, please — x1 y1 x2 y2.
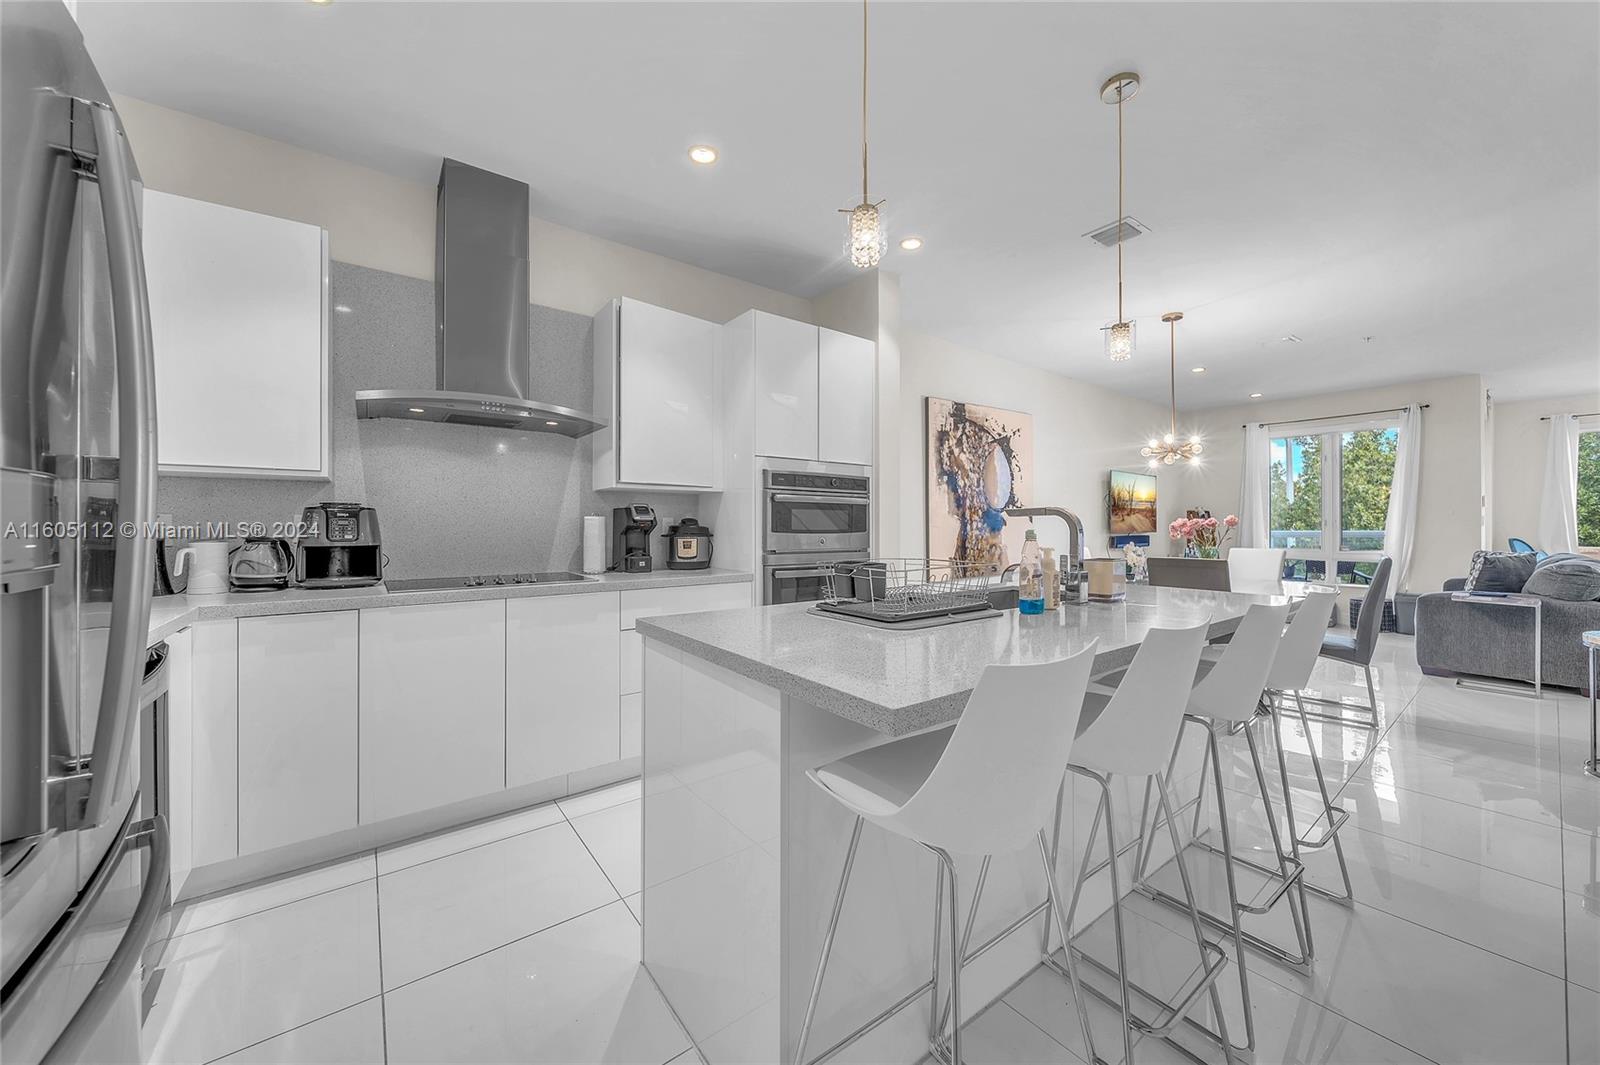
1005 505 1089 603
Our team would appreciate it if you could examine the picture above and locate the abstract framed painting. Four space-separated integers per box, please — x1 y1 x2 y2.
925 397 1034 571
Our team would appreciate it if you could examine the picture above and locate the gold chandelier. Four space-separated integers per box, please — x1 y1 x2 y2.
842 0 885 269
1143 312 1203 466
1101 72 1139 361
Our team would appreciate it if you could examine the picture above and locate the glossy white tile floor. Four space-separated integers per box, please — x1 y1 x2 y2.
144 635 1599 1064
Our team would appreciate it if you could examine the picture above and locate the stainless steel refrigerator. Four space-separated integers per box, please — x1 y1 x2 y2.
1 1 165 1062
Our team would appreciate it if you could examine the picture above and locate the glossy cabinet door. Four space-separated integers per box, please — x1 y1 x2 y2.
619 582 753 629
752 312 820 460
142 190 330 478
162 628 194 897
817 328 876 466
506 593 622 786
237 612 359 854
359 601 506 823
609 299 720 489
188 620 239 867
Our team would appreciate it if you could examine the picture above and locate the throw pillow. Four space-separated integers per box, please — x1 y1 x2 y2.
1523 554 1600 601
1462 550 1540 593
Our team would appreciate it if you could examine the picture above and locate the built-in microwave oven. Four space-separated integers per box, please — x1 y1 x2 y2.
763 551 868 606
762 469 871 556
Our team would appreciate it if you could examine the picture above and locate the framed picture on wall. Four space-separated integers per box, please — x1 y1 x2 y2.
925 397 1034 570
1108 468 1158 535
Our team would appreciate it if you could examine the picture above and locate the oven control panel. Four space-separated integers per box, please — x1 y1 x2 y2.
765 471 870 493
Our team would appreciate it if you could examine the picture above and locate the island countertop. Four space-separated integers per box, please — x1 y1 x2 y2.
635 585 1291 736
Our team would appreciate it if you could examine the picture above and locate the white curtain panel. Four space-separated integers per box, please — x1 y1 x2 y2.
1538 414 1581 554
1382 404 1424 592
1240 423 1270 548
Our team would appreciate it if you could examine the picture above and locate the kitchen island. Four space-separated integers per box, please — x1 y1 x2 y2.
635 586 1288 1065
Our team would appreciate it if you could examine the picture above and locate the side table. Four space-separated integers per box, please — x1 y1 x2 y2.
1449 592 1541 699
1585 631 1599 779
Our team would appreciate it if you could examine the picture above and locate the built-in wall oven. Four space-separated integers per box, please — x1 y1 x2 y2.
761 467 871 604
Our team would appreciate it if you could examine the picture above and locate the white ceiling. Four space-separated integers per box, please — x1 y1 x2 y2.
77 1 1599 407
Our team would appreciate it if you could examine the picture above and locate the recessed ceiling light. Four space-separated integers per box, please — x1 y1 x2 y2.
1249 393 1264 399
687 145 718 165
1278 334 1303 344
545 421 560 427
1191 366 1206 374
408 407 424 414
899 236 924 251
307 0 333 5
333 304 352 314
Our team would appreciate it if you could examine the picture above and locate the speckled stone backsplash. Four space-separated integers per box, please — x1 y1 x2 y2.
156 262 699 579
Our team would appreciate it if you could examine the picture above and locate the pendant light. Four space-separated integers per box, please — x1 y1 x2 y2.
1101 72 1140 361
841 0 886 269
1143 312 1203 466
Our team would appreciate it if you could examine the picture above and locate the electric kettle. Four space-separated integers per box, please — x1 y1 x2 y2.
230 537 294 591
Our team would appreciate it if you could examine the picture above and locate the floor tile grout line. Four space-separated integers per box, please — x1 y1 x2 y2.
381 895 628 996
374 870 390 1064
197 994 384 1065
996 1000 1088 1064
565 803 628 903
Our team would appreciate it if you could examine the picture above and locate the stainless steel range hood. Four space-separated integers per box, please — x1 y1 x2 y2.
355 159 603 437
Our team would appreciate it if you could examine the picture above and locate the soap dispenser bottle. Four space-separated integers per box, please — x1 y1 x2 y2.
1018 529 1045 615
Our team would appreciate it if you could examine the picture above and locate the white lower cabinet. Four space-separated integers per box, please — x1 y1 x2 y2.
506 593 622 787
188 619 239 867
237 612 359 855
162 628 194 897
359 600 507 823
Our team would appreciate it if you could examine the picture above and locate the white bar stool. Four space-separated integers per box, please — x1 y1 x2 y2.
792 644 1102 1065
1226 547 1287 596
1264 588 1355 904
1057 622 1237 1065
1134 602 1308 1056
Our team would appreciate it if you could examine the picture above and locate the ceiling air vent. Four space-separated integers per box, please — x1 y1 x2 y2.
1083 216 1149 248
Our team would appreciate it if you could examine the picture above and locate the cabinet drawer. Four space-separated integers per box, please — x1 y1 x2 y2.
619 582 751 630
621 629 643 695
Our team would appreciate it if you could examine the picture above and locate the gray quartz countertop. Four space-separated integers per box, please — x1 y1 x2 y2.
145 568 752 645
635 586 1291 736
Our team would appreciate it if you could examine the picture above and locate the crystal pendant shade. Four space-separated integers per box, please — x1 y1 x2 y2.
1104 320 1135 362
845 201 886 270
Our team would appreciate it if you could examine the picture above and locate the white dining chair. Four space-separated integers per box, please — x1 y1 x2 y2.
792 645 1102 1065
1134 602 1308 1057
1061 622 1238 1065
1226 547 1287 595
1264 588 1354 904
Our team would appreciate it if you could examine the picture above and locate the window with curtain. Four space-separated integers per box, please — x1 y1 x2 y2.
1266 417 1401 583
1580 426 1600 552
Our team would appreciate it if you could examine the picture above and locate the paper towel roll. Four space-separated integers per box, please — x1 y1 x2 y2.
582 514 606 574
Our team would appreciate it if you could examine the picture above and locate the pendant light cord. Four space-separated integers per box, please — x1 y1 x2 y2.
1169 316 1178 436
1116 85 1125 324
861 0 869 205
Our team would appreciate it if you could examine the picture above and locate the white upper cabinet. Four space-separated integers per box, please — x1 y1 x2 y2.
723 311 875 466
593 298 720 491
752 313 820 461
142 190 330 479
817 328 876 466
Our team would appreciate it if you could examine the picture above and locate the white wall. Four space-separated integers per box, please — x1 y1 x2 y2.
115 95 813 324
1183 374 1487 594
895 329 1177 563
1491 390 1600 550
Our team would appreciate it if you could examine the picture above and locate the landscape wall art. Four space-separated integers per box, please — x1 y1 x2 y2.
1109 468 1159 534
925 397 1034 571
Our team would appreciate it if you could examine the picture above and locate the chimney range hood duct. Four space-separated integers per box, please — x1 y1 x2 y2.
355 159 603 437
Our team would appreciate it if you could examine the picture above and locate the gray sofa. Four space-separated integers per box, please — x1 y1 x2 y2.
1415 577 1599 693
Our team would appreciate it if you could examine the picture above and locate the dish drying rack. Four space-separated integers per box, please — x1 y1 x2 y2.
814 558 1004 627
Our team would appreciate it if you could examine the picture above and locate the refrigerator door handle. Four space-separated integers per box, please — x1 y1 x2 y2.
75 103 158 832
42 816 170 1065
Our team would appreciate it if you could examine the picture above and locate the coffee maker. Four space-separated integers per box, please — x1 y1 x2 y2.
297 502 385 587
611 504 657 573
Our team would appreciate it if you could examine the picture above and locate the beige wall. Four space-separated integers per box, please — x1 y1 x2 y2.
1183 374 1487 594
115 95 813 324
1491 391 1600 550
896 329 1177 563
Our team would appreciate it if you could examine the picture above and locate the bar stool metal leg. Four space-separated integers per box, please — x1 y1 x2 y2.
1280 690 1355 904
1296 663 1380 732
794 816 865 1065
1059 766 1234 1065
927 847 962 1065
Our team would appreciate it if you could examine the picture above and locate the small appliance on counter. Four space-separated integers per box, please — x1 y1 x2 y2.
230 537 294 591
662 517 714 570
611 504 657 572
297 502 385 587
